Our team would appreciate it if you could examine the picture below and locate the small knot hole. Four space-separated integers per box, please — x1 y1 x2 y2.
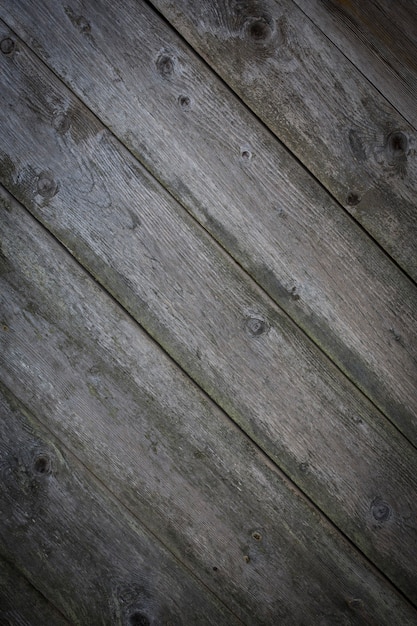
156 53 174 77
346 192 360 206
387 131 408 156
371 499 392 522
129 612 150 626
0 37 15 55
178 95 192 110
33 455 51 475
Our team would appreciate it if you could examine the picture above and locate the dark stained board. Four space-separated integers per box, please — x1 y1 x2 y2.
1 189 417 624
0 557 71 626
147 0 417 281
1 27 417 607
293 0 417 130
0 385 239 626
1 2 416 446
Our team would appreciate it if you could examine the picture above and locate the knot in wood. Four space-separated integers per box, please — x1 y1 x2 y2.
156 53 174 78
245 16 274 43
129 612 150 626
76 16 91 34
386 131 408 158
245 316 268 337
36 172 58 199
33 454 52 476
346 191 360 206
371 498 391 522
53 111 71 134
0 37 15 55
178 94 192 110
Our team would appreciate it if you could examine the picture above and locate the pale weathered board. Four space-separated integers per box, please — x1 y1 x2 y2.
1 190 417 624
1 30 417 605
0 385 238 625
293 0 417 130
0 556 71 626
1 2 416 446
148 0 417 281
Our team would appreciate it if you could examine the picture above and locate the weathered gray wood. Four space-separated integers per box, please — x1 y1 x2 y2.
293 0 417 130
0 385 239 626
147 0 417 282
1 2 416 446
0 557 71 626
1 191 417 624
1 22 417 603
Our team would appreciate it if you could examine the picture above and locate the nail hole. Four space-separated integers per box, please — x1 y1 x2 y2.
33 455 51 475
212 566 218 572
389 327 402 343
346 192 360 206
244 555 250 563
156 53 174 77
290 286 300 301
348 598 363 610
178 94 191 110
0 37 15 55
241 149 252 161
252 531 262 541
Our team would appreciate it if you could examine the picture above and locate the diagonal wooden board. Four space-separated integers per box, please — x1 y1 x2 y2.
1 189 417 624
0 26 417 604
0 385 239 625
0 556 71 626
293 0 417 130
1 1 416 444
148 0 417 281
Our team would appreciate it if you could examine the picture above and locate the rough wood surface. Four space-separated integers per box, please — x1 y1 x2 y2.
0 31 417 606
0 385 238 626
1 2 416 446
293 0 417 130
1 190 417 624
0 557 71 626
147 0 417 281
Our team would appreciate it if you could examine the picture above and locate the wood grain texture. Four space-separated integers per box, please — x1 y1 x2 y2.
0 557 71 626
147 0 417 281
0 32 417 605
0 385 238 626
1 191 417 625
293 0 417 129
1 2 416 446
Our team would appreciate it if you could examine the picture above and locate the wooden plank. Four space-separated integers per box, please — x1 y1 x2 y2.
0 385 238 626
1 191 417 624
1 2 416 446
0 25 417 606
147 0 417 281
0 557 71 626
292 0 417 130
3 14 413 604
